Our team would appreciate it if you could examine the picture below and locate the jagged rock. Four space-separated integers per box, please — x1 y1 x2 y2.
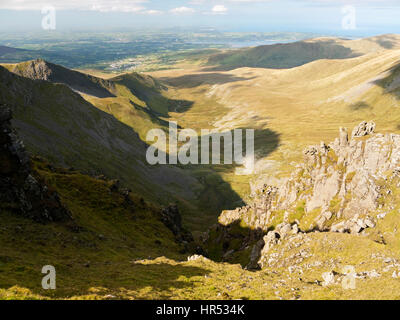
0 104 71 222
246 239 265 270
315 211 334 231
316 217 327 231
364 217 376 228
352 121 376 138
161 204 193 243
219 208 242 226
258 231 281 268
292 224 299 235
304 146 319 166
109 179 120 192
187 255 210 262
265 231 280 248
330 216 376 234
358 270 381 279
350 223 363 234
322 271 335 287
0 107 12 122
219 124 396 234
15 59 53 81
331 221 346 233
208 122 400 269
276 223 293 239
339 127 349 146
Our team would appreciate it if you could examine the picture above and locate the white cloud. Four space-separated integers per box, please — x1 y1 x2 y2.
189 0 205 4
170 6 195 14
0 0 148 12
144 9 163 15
212 5 228 14
0 0 395 13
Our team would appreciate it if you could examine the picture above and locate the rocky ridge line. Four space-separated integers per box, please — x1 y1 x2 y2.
0 104 71 222
211 121 400 269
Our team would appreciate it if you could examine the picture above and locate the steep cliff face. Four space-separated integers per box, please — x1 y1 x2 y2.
0 104 70 222
211 122 400 269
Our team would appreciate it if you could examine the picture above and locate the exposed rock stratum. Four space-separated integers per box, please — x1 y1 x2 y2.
0 104 71 222
211 121 400 269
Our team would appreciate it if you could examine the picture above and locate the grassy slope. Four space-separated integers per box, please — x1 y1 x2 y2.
0 65 208 229
149 40 400 196
0 62 245 231
0 159 187 299
207 41 357 70
2 160 400 300
13 36 395 230
3 35 400 300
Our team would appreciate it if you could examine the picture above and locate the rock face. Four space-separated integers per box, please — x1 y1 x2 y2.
212 122 400 268
161 204 193 244
0 104 71 222
14 59 53 81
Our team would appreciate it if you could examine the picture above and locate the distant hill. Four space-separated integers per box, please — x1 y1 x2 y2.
206 34 400 70
0 45 27 55
0 45 49 63
0 45 75 68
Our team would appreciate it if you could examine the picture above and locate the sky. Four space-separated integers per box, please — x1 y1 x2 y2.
0 0 399 36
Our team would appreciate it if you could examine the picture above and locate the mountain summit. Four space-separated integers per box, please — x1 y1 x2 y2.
10 59 115 98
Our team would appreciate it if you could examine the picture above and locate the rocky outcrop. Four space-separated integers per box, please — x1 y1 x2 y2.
161 204 193 244
221 122 400 234
211 122 400 269
0 104 71 222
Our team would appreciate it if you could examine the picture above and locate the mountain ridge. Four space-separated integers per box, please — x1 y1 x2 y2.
205 34 400 71
9 59 116 98
2 33 400 300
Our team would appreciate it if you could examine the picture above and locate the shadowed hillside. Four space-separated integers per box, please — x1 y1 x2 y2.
9 59 115 98
207 40 359 70
0 65 202 217
3 33 400 301
148 35 400 205
0 63 260 231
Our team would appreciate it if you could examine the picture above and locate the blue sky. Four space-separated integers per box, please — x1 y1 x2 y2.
0 0 399 36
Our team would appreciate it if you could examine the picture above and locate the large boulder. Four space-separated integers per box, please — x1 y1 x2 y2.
352 121 376 138
0 104 71 222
